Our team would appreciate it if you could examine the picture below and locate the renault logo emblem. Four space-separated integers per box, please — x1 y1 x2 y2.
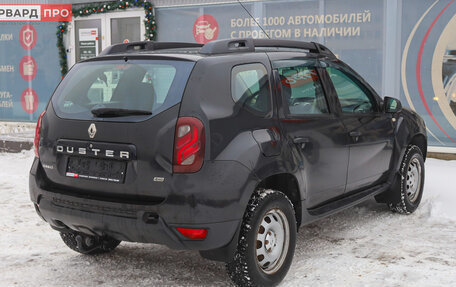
88 123 97 139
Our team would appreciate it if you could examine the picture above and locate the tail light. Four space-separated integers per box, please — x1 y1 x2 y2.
34 111 45 158
176 228 208 239
173 117 205 173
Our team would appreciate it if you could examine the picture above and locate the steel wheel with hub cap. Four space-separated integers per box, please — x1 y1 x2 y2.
406 157 422 203
380 145 425 214
226 189 296 287
256 208 290 274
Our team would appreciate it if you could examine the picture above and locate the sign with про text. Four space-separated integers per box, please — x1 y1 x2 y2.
0 5 72 22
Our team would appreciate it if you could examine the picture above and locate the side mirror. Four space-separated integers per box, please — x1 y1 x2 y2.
384 97 402 113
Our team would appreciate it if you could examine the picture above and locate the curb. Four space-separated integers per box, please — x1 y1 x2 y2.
0 140 33 153
427 152 456 161
0 122 35 153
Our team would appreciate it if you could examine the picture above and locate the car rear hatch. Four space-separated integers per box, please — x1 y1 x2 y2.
37 57 195 202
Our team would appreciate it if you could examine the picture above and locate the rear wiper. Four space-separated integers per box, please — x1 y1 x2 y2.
91 108 152 118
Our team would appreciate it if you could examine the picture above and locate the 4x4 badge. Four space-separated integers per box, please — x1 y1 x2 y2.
88 123 97 138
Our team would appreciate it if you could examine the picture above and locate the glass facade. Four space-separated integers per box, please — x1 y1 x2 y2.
0 0 455 149
156 1 385 94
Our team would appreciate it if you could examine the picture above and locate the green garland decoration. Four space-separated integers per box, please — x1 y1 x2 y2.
56 0 156 77
56 22 69 78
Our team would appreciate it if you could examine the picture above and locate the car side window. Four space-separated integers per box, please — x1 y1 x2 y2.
231 63 271 115
277 64 329 116
325 67 376 114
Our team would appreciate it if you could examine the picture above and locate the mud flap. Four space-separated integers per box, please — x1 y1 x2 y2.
375 171 401 203
199 221 241 262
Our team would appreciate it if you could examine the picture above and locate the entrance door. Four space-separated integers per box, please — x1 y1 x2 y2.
70 10 145 66
105 10 145 46
74 19 102 62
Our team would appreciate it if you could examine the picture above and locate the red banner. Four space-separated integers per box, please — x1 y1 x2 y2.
0 4 72 22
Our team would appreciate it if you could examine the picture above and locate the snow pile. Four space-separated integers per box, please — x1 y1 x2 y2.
419 158 456 222
0 151 455 286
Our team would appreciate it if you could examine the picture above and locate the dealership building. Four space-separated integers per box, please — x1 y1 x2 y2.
1 0 456 152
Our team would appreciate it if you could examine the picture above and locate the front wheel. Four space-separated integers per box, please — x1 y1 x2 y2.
226 189 297 287
386 145 425 214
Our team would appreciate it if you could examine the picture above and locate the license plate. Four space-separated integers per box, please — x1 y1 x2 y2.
66 157 127 183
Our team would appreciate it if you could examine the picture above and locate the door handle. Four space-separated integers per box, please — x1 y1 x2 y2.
349 131 362 142
349 131 362 137
293 137 309 149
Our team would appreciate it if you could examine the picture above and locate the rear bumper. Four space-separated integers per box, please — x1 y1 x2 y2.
35 192 240 250
29 158 257 251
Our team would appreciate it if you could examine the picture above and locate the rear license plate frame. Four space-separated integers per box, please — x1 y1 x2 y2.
66 156 127 183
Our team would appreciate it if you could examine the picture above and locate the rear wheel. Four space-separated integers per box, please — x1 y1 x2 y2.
226 189 297 287
384 145 425 214
60 231 120 255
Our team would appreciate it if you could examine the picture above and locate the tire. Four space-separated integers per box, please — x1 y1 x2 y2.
226 189 297 287
385 145 425 214
60 231 121 255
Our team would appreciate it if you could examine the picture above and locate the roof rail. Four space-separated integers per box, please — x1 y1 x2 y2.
98 39 336 58
99 41 203 56
200 38 336 58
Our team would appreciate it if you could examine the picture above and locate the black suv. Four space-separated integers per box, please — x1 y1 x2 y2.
30 39 427 286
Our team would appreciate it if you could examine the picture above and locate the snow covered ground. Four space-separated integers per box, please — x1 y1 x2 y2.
0 151 455 286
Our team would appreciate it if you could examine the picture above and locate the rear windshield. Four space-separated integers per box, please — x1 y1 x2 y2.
52 59 195 121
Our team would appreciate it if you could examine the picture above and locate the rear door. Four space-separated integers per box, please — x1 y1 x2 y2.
270 54 349 208
321 60 394 192
39 57 195 200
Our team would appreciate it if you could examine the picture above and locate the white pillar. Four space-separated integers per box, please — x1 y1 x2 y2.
383 0 402 100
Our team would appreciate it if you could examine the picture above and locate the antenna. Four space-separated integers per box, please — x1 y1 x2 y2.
236 0 271 39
